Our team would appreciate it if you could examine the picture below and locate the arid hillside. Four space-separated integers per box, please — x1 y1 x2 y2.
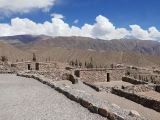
0 35 160 67
0 41 31 62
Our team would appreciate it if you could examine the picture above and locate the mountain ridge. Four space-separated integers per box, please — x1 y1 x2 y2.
0 35 160 67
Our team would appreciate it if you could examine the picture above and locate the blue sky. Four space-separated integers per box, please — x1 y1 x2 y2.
53 0 160 29
1 0 160 29
0 0 160 40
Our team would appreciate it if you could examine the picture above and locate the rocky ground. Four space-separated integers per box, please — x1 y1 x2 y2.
95 92 160 120
54 80 160 120
0 74 107 120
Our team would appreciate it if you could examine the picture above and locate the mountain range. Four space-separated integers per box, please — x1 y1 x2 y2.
0 35 160 67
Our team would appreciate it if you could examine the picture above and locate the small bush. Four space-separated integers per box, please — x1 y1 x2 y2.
1 56 8 62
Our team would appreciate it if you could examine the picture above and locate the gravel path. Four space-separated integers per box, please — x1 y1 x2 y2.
0 74 107 120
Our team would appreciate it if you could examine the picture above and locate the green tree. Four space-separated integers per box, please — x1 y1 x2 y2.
1 56 8 62
32 53 36 62
69 60 74 66
75 59 78 67
79 62 82 68
110 64 114 68
84 61 87 68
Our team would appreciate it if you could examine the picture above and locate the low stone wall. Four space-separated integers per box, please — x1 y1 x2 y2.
122 85 153 93
84 82 118 93
17 72 147 120
79 69 125 83
0 71 15 74
83 82 100 92
0 64 17 73
129 74 160 84
112 88 160 112
122 76 148 85
15 62 56 71
80 70 107 83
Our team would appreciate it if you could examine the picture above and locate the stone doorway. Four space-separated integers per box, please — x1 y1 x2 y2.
107 73 110 82
35 63 39 70
28 64 31 70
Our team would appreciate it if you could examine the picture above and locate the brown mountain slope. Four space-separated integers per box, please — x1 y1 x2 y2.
26 36 160 56
0 35 160 67
34 47 160 67
1 35 160 56
0 41 31 62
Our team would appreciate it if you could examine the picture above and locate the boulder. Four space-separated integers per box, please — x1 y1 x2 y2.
129 110 140 117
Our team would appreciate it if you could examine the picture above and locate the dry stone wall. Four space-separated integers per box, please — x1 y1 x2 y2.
0 63 16 73
122 76 148 85
15 62 56 71
79 69 125 83
122 85 153 93
112 88 160 112
129 74 160 84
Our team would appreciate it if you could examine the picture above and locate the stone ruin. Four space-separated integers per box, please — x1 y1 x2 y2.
1 60 160 120
76 68 125 83
72 66 160 113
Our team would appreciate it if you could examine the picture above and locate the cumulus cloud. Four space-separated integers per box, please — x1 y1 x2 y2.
0 0 56 14
91 15 129 39
149 27 160 40
50 13 64 19
0 15 160 41
130 25 150 40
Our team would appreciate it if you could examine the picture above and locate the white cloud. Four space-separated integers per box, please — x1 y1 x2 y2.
50 13 64 19
0 0 56 14
129 25 160 40
73 19 79 24
0 15 160 41
148 27 160 40
91 15 129 39
130 25 150 40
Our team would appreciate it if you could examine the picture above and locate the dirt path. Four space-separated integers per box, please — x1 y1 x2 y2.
0 74 107 120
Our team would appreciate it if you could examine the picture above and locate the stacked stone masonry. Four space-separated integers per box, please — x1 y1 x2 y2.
122 76 148 85
79 69 125 83
112 88 160 112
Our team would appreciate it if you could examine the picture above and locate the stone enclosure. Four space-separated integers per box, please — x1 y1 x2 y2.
1 61 160 120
